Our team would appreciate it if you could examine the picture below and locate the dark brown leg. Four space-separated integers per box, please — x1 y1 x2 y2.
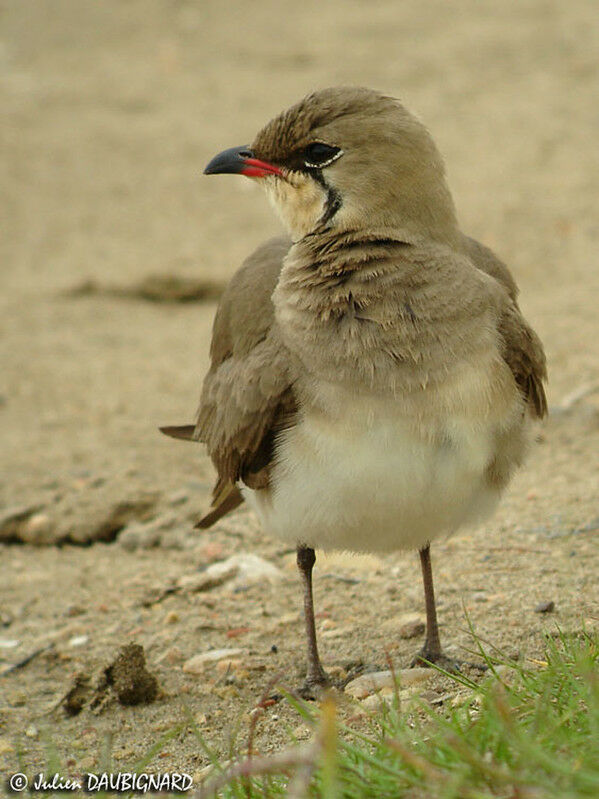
411 544 486 672
411 543 458 669
417 544 443 660
297 546 330 694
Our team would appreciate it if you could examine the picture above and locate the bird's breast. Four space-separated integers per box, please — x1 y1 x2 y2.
242 364 521 553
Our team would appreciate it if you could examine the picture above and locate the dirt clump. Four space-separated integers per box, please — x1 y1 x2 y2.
104 644 159 706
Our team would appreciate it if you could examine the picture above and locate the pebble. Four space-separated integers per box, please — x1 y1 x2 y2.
177 564 237 593
345 668 432 699
178 553 283 593
381 613 425 638
361 690 395 711
0 504 44 542
535 600 555 613
164 611 179 625
22 513 56 545
397 617 426 640
68 635 89 648
25 725 38 738
182 649 245 674
219 553 284 585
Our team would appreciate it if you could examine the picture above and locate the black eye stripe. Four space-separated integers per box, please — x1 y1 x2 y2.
303 142 342 168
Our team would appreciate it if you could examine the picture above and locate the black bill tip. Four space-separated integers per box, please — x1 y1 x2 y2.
204 146 254 176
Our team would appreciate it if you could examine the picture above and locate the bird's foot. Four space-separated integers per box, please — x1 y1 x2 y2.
296 667 332 701
410 649 487 674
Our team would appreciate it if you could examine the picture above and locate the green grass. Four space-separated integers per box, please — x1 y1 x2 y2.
19 631 598 798
197 631 599 799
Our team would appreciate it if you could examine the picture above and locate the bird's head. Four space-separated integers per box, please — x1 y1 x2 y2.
205 87 458 244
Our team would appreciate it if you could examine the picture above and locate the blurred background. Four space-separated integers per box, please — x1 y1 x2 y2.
1 0 598 772
2 0 598 510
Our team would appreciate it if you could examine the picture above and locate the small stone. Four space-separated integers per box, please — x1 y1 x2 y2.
361 690 395 711
25 725 38 738
381 613 424 637
182 649 244 674
164 611 179 625
398 618 426 640
0 504 43 542
345 671 395 699
472 592 488 603
177 563 238 592
22 513 56 545
345 667 432 699
68 635 89 648
535 600 555 614
179 553 283 592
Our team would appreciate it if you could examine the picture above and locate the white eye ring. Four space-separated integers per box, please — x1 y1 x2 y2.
304 145 344 170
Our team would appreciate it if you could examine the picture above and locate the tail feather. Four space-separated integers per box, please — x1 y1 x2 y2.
159 425 198 441
195 485 244 528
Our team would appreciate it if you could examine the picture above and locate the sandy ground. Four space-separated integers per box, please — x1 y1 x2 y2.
1 0 598 787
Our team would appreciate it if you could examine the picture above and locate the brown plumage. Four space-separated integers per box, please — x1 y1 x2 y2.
162 87 547 688
163 231 546 524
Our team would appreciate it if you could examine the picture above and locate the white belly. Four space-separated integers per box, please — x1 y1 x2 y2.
242 389 503 553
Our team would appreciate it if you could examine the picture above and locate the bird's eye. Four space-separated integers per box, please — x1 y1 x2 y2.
303 142 342 169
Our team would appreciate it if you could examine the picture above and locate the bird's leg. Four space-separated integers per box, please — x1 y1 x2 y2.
296 545 330 695
411 544 458 670
414 544 444 662
411 544 486 673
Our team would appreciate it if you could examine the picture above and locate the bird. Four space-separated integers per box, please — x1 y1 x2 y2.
162 87 547 694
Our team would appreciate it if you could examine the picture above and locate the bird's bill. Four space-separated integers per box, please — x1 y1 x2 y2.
204 146 283 178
